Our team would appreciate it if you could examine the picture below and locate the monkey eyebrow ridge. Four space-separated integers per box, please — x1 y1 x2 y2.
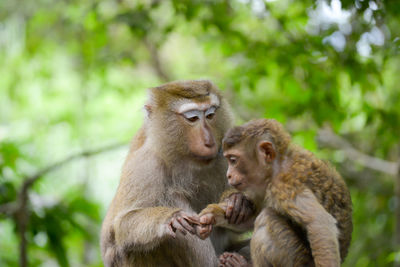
177 94 220 113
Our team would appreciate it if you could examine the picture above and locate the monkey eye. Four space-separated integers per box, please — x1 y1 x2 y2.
205 106 216 120
186 116 199 122
206 113 215 120
227 156 238 165
182 110 201 123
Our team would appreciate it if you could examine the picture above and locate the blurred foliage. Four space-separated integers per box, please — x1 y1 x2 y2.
0 0 399 266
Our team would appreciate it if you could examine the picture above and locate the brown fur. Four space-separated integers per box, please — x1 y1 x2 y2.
100 80 235 267
200 118 353 267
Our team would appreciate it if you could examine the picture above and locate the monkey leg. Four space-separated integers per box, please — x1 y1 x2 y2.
251 209 314 267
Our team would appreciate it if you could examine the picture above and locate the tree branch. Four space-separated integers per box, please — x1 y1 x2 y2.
143 37 172 82
0 142 127 215
317 126 399 176
26 142 127 189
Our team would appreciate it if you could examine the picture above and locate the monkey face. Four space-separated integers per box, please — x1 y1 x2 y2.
145 81 233 165
174 96 221 163
224 146 269 200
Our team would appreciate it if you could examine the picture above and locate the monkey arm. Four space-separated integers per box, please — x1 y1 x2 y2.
113 206 182 252
199 203 228 226
106 148 190 253
101 204 182 266
219 188 239 202
196 203 230 240
199 202 254 231
286 189 340 267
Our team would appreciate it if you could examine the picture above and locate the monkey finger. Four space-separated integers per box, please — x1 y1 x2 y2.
197 225 211 239
240 197 254 224
235 211 245 225
230 193 242 223
235 200 247 224
225 258 238 267
230 194 242 224
204 225 213 237
231 253 248 266
220 252 232 260
195 225 207 239
166 223 177 239
225 194 237 220
197 225 207 234
177 217 195 234
218 256 227 265
172 220 188 235
199 213 215 225
199 215 208 225
223 254 242 267
183 214 200 225
229 255 241 265
222 252 231 257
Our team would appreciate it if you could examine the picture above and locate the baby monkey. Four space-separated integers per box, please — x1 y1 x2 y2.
197 119 353 267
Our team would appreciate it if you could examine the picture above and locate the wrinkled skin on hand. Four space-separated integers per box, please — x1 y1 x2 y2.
195 213 215 240
166 210 200 238
224 193 254 225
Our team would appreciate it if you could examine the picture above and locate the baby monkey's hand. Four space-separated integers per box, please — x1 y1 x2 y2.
195 212 216 239
195 204 226 239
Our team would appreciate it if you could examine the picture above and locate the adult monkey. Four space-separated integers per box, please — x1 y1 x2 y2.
101 80 254 267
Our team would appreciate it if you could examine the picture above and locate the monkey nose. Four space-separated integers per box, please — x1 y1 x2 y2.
202 127 215 148
204 138 215 148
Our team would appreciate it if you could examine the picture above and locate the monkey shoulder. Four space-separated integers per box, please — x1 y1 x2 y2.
287 147 348 196
268 150 350 215
305 159 350 208
264 180 305 216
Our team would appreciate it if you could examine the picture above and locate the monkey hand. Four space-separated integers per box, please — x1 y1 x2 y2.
195 224 213 240
219 252 250 267
225 193 255 225
165 211 200 239
194 212 216 240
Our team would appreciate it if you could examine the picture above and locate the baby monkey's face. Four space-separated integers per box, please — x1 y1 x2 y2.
223 144 270 201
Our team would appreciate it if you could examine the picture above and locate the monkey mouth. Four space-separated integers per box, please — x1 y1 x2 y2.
193 155 216 164
230 182 243 189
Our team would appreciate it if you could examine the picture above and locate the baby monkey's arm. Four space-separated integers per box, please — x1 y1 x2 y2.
196 200 255 239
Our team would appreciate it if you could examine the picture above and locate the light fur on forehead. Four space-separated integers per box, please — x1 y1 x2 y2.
176 93 220 113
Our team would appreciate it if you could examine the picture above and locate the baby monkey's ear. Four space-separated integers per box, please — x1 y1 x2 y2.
258 141 276 163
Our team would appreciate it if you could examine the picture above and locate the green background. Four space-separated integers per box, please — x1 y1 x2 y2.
1 0 399 266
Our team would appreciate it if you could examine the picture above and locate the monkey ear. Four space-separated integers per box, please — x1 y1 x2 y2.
144 105 152 117
258 141 276 163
